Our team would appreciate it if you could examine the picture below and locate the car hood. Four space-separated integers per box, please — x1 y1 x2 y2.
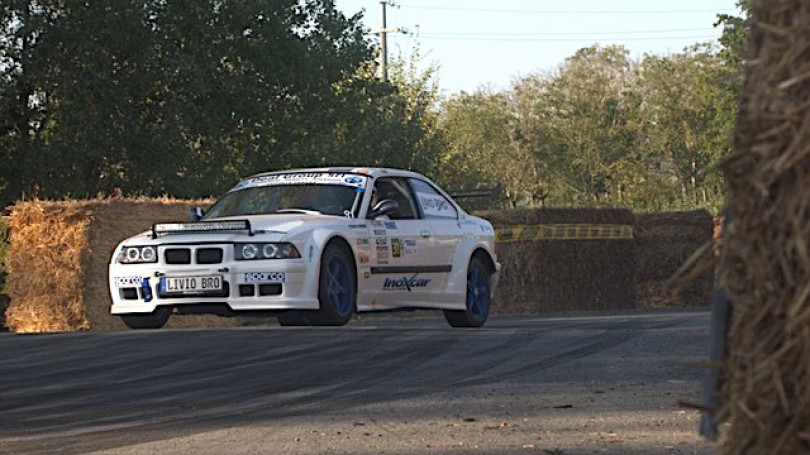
222 214 338 234
118 214 348 246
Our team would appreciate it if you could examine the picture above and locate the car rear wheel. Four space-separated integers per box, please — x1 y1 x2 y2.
444 257 490 328
119 307 171 329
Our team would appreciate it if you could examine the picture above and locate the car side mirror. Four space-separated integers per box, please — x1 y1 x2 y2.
189 206 204 221
370 199 399 219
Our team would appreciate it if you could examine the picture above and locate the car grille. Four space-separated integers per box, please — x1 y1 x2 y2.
164 247 224 265
197 248 223 264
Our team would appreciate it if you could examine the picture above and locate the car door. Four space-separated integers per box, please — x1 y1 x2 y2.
407 177 462 294
362 177 441 309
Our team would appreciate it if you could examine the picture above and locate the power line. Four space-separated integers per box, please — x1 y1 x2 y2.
414 35 718 42
419 27 716 37
402 5 737 15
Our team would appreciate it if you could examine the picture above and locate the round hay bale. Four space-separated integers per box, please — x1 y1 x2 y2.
715 0 810 452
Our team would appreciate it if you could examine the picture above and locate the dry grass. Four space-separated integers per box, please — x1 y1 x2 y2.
712 1 810 453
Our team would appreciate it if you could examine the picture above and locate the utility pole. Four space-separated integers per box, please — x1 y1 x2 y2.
371 1 401 82
380 1 388 82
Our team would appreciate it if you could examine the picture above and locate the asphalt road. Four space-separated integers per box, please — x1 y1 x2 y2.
0 308 718 455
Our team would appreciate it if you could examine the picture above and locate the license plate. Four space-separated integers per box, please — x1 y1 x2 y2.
160 276 223 294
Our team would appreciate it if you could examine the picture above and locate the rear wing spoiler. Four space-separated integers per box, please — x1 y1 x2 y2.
447 189 494 199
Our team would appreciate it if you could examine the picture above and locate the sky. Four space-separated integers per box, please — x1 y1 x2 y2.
333 0 742 95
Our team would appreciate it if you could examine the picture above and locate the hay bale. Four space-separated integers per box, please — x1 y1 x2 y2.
5 201 93 332
714 0 810 452
478 208 637 313
4 198 238 332
634 210 714 307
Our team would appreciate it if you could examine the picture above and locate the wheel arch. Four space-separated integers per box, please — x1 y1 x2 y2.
471 247 497 275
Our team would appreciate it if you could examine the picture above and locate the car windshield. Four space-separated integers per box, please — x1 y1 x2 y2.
203 173 367 219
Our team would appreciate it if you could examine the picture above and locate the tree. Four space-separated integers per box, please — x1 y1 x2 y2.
716 0 753 71
636 44 735 211
0 0 373 206
436 89 511 194
271 44 445 185
541 45 642 204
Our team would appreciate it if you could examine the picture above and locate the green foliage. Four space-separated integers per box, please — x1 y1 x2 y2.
1 1 747 215
436 43 739 213
0 0 374 205
716 0 753 70
304 48 443 174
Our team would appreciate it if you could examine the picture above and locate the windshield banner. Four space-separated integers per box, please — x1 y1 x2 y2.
231 173 367 191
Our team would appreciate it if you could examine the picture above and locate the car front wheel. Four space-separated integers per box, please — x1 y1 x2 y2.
276 242 356 327
444 257 491 328
312 242 356 326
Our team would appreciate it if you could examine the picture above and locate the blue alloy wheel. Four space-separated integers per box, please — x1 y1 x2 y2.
313 242 356 326
324 252 353 317
466 263 490 321
278 242 356 327
444 256 491 328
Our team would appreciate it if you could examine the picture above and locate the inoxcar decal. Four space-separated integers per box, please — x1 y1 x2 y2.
383 274 431 292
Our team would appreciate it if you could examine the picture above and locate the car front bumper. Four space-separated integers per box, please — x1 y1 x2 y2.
109 259 319 314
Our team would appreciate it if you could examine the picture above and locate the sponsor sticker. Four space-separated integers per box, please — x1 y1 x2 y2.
383 274 431 292
417 192 455 218
391 239 416 258
114 276 143 288
244 272 286 283
231 173 367 191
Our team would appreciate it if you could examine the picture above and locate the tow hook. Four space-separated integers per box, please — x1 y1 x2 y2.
141 277 153 302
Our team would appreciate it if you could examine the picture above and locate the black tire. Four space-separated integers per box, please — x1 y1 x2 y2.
312 242 356 326
119 306 171 329
444 257 491 328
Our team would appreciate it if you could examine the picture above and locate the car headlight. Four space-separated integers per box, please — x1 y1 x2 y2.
117 246 158 264
235 242 300 260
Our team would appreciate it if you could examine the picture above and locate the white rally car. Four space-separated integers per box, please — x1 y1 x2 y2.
109 167 500 329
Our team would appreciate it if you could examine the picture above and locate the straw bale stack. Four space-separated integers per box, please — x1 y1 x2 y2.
714 0 810 452
4 198 238 332
479 208 637 313
5 201 93 332
635 210 714 307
